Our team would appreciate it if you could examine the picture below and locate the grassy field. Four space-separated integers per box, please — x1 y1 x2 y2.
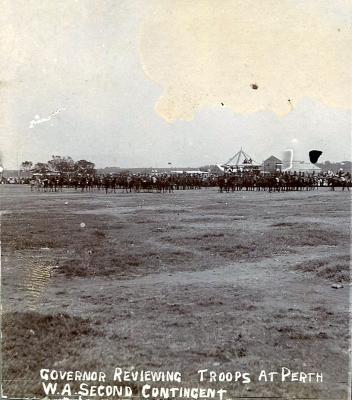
1 185 350 399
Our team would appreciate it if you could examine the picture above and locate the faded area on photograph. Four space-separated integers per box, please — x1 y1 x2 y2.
0 1 351 399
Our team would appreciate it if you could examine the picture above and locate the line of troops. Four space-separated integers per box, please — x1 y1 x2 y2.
218 171 351 192
30 173 204 193
27 170 351 193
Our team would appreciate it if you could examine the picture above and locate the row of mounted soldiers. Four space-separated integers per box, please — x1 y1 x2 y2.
31 173 206 192
217 172 351 192
30 170 351 193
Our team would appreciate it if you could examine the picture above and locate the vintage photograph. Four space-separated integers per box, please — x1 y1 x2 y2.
1 1 351 399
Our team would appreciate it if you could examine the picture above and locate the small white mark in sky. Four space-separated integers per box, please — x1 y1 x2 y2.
29 107 65 129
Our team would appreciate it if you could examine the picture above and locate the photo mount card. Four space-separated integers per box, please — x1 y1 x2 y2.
0 1 351 400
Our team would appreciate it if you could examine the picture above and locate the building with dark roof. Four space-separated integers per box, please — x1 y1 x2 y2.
262 155 282 173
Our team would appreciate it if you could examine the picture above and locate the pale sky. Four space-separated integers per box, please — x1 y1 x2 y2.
1 0 351 169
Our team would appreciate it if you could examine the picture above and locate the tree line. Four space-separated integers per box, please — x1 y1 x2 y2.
20 156 96 175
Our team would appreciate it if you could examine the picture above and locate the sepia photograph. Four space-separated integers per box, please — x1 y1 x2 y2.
0 1 351 399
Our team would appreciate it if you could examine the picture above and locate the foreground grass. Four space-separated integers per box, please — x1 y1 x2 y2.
2 312 102 396
1 189 350 399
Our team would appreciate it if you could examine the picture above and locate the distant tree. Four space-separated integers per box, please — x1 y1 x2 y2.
74 159 96 175
32 156 96 175
20 161 33 171
33 162 49 173
47 156 75 173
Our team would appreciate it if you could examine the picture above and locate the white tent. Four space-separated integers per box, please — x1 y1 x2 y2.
222 148 261 170
289 161 322 174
